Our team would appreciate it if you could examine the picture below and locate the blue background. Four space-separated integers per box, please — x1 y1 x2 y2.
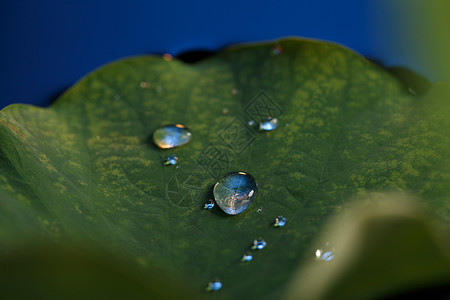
0 0 424 109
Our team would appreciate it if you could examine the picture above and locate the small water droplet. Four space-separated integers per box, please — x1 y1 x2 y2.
257 207 263 213
204 199 215 210
222 108 229 115
206 280 222 291
164 155 178 166
163 53 173 61
408 87 417 96
231 88 239 95
315 243 335 261
271 45 283 56
259 117 278 131
252 238 266 250
241 253 253 262
114 94 121 101
140 81 150 88
248 120 255 126
156 86 163 93
285 123 289 127
274 216 287 227
153 124 192 149
213 171 258 215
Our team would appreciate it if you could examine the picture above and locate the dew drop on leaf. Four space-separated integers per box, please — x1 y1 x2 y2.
153 124 192 149
241 253 253 262
213 171 258 215
259 117 278 131
204 199 214 210
315 243 335 261
206 280 222 291
164 155 178 166
252 238 266 250
274 216 287 227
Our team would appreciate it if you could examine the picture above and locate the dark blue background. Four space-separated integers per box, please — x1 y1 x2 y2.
0 0 425 109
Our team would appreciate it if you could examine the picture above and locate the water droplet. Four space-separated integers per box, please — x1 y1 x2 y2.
285 123 289 127
163 53 173 61
274 216 287 227
153 124 192 149
213 171 258 215
222 108 229 115
164 155 178 166
271 45 283 56
315 243 335 261
259 117 278 131
156 86 163 93
114 94 121 101
252 238 266 250
231 88 239 95
204 199 214 210
248 120 255 126
140 81 150 88
241 253 253 262
206 280 222 291
408 87 417 96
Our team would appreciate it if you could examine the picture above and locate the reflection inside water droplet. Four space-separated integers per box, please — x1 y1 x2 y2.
153 124 192 149
213 172 258 215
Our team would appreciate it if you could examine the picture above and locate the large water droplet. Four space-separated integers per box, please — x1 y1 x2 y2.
274 216 287 227
315 243 335 261
213 171 258 215
252 238 266 250
153 124 192 149
259 117 278 131
206 280 222 291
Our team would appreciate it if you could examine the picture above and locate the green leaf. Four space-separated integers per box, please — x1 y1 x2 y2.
286 194 450 300
0 244 199 300
1 38 449 299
